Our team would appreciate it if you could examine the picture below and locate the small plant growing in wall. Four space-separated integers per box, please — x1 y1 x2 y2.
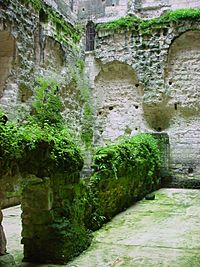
32 77 63 126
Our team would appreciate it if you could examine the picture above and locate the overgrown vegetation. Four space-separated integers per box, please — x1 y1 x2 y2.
18 0 82 43
96 8 200 34
0 77 162 262
0 77 83 177
84 134 161 230
74 59 94 148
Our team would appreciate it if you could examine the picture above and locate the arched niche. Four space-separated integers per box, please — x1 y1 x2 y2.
43 37 65 70
86 21 95 51
93 61 143 144
0 31 15 97
165 30 200 116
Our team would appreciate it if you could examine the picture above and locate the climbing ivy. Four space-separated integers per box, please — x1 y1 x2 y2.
18 0 82 43
96 8 200 34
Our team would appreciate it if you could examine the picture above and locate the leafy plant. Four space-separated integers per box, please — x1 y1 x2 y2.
32 77 63 126
96 8 200 34
85 134 161 230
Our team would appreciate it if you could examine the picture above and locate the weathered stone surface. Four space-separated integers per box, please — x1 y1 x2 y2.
67 188 200 267
88 18 200 181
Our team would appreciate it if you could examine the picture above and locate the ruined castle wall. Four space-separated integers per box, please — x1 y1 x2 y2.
129 0 200 18
169 0 200 10
0 0 86 206
77 0 128 22
87 19 200 179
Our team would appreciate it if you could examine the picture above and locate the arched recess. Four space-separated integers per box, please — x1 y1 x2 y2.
93 61 143 145
165 30 200 116
86 21 95 51
164 30 200 178
0 31 15 97
43 36 65 70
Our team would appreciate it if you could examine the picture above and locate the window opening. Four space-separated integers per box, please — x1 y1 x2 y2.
86 21 95 51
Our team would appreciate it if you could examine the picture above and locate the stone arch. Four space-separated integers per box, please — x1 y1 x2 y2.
93 61 143 145
164 30 200 178
165 30 200 116
0 31 15 97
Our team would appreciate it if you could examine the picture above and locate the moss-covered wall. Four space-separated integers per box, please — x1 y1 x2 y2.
20 133 163 263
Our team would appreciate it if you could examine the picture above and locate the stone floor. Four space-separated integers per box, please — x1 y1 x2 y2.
2 188 200 267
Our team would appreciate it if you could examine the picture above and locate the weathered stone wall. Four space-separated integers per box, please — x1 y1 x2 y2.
86 18 200 180
0 0 88 206
170 0 200 10
129 0 200 18
77 0 128 22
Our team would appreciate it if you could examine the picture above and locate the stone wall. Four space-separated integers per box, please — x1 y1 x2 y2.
77 0 128 22
129 0 200 18
0 0 89 207
170 0 200 10
86 17 200 180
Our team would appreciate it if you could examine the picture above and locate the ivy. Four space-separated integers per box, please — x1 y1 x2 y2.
18 0 82 43
96 8 200 34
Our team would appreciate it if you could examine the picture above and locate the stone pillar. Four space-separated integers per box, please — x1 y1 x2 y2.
151 133 171 185
21 173 90 264
21 176 53 263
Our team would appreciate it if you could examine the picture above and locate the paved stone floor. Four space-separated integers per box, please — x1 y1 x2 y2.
2 188 200 266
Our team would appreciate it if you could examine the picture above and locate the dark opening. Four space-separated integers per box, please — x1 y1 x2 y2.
109 106 113 111
157 127 162 132
39 9 48 23
98 111 102 116
86 21 95 51
135 84 139 87
169 81 172 85
82 7 85 11
135 127 138 131
163 28 168 36
174 103 177 110
188 167 193 174
70 0 73 11
135 105 139 109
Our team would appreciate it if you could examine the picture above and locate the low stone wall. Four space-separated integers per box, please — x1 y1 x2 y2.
84 133 163 231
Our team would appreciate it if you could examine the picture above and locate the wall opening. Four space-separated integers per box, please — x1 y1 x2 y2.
0 31 15 97
86 21 95 51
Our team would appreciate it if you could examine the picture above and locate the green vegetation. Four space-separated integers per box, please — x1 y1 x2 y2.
84 134 161 230
0 77 83 177
19 0 82 43
74 59 94 148
96 8 200 33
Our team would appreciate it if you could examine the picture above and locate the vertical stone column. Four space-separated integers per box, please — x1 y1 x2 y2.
151 133 171 182
21 173 90 264
21 176 53 263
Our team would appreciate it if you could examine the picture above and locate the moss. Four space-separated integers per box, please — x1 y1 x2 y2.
84 134 161 230
96 8 200 34
18 0 82 44
73 60 94 148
